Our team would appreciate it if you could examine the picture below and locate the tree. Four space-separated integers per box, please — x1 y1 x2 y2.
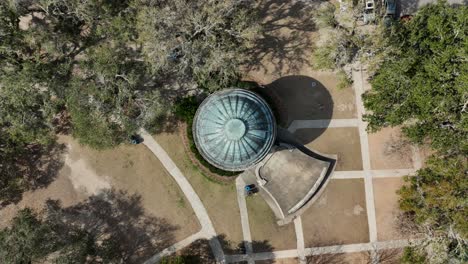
360 2 468 263
0 208 72 264
134 0 259 91
0 190 177 263
363 1 467 154
398 155 467 263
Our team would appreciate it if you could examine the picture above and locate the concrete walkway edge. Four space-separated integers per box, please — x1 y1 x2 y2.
140 129 225 263
235 177 254 264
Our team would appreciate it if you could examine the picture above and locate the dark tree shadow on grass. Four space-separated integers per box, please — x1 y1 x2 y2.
0 141 66 208
44 189 178 264
245 0 320 75
161 235 274 264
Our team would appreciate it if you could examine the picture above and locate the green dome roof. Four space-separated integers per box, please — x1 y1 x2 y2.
193 89 276 171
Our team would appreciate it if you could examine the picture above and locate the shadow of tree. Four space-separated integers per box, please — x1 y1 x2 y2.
0 141 66 207
44 189 178 264
161 235 274 263
244 0 320 75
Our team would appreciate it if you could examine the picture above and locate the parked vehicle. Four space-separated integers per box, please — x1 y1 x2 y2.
383 0 397 27
245 184 259 196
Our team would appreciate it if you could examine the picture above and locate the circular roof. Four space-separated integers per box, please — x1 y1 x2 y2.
193 89 276 171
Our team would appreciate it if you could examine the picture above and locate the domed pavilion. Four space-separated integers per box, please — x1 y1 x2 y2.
192 88 337 226
192 89 276 171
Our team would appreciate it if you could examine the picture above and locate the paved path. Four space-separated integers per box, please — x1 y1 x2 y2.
143 231 205 264
139 129 225 263
293 217 306 264
226 239 421 263
353 66 378 263
332 169 416 179
235 177 254 264
288 118 359 132
353 67 378 241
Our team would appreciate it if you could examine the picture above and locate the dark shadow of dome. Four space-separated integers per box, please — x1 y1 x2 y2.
259 75 334 144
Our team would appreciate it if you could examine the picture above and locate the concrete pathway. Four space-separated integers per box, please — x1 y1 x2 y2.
294 217 306 264
143 231 205 264
235 177 254 264
353 66 378 263
288 118 359 132
139 129 225 263
332 169 416 179
226 239 421 263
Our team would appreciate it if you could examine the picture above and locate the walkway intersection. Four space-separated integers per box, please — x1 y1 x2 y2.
142 65 421 263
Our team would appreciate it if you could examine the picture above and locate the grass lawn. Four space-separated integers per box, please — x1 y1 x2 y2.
154 131 244 253
295 127 363 171
70 137 200 242
246 194 297 252
301 179 369 247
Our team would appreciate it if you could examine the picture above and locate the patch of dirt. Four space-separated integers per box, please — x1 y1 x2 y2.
0 159 88 228
295 127 363 170
301 179 369 247
368 127 414 170
64 136 200 242
373 178 411 241
307 252 370 264
256 258 299 264
246 194 296 252
1 135 200 244
154 131 244 254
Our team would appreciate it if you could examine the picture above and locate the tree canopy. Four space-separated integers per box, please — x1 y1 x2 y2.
0 0 258 204
363 1 467 154
361 2 467 263
0 190 175 264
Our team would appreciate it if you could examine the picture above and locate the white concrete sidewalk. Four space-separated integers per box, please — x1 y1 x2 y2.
140 129 225 263
235 177 254 264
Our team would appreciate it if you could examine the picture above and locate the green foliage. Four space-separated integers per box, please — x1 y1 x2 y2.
312 43 336 70
0 208 62 264
363 2 468 154
174 96 200 123
336 69 353 89
400 247 427 264
134 0 259 92
314 2 337 28
312 31 359 70
160 256 187 264
361 3 468 262
398 155 467 262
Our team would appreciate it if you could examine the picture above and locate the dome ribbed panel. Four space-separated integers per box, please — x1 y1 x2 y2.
193 89 276 171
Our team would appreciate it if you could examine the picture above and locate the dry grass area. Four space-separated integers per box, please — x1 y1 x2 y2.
0 135 200 245
368 127 414 170
246 194 296 252
307 252 370 264
373 178 408 241
310 71 357 120
256 258 299 264
154 131 244 253
301 179 369 247
71 136 200 241
294 127 363 171
0 165 87 228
